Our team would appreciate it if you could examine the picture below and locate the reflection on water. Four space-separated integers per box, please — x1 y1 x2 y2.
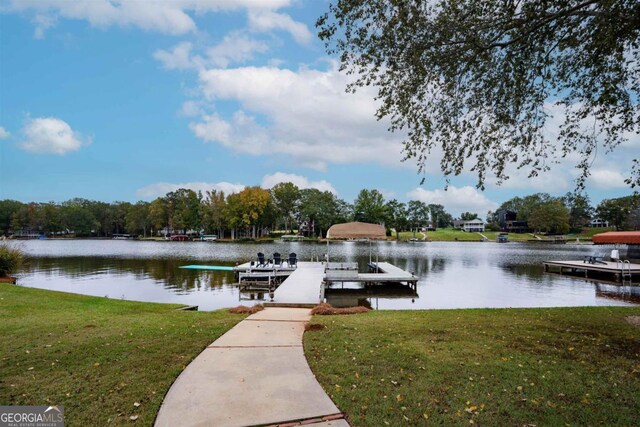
325 283 418 309
13 239 639 311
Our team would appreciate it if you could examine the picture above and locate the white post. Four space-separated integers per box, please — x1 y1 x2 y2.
326 238 329 264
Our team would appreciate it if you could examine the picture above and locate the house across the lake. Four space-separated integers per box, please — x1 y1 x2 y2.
453 219 485 232
590 218 609 228
497 209 529 232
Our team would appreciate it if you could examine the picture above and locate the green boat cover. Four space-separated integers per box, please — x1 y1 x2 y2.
179 265 234 271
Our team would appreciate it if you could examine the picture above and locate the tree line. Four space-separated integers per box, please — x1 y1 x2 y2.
0 185 638 238
488 194 640 234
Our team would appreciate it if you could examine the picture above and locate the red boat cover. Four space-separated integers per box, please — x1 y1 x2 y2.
592 231 640 245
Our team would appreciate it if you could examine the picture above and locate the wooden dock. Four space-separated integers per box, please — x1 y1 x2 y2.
543 260 640 283
233 260 419 307
264 262 326 308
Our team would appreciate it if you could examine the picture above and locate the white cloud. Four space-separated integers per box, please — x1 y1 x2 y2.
20 117 90 155
154 42 199 70
190 64 405 171
189 113 237 146
136 181 245 199
261 172 337 194
32 14 57 39
247 10 312 44
487 167 571 192
588 168 628 189
407 186 498 217
154 34 269 71
206 32 269 68
0 127 10 139
7 0 293 37
178 100 203 117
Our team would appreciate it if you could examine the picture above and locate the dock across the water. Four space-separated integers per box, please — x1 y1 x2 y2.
543 259 640 284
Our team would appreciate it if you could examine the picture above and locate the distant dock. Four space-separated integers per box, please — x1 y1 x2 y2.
543 260 640 284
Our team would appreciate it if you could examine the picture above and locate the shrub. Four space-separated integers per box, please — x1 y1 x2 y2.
0 243 25 277
485 222 500 231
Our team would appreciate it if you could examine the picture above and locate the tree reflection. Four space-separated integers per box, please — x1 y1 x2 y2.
21 257 235 291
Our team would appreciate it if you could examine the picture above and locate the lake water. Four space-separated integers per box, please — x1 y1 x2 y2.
12 239 639 311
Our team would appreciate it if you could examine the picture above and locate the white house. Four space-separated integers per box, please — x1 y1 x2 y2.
462 219 485 232
453 219 486 232
590 218 609 228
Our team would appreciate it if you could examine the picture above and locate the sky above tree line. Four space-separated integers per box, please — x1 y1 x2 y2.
0 0 635 218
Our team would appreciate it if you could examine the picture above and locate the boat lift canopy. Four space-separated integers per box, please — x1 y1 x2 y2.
592 231 640 245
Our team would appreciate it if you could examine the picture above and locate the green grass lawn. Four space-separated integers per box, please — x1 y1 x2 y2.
396 229 532 242
567 227 616 241
304 308 640 426
0 284 245 426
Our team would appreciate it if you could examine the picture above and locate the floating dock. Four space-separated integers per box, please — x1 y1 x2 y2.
323 261 418 287
233 260 418 307
264 262 326 308
543 260 640 283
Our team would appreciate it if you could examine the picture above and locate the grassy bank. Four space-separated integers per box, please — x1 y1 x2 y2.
568 227 616 241
0 284 245 426
305 307 640 426
396 229 533 242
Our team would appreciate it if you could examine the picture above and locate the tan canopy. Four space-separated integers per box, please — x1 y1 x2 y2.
326 222 386 240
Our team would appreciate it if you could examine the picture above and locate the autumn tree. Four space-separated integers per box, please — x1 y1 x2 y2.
270 182 300 233
318 0 640 189
202 190 228 237
227 187 272 239
148 198 168 235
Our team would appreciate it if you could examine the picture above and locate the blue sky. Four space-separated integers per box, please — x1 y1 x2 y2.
0 0 635 217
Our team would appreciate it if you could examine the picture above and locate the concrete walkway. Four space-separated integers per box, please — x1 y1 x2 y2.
155 308 348 427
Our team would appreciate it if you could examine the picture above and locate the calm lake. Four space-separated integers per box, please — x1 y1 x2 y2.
13 239 639 311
